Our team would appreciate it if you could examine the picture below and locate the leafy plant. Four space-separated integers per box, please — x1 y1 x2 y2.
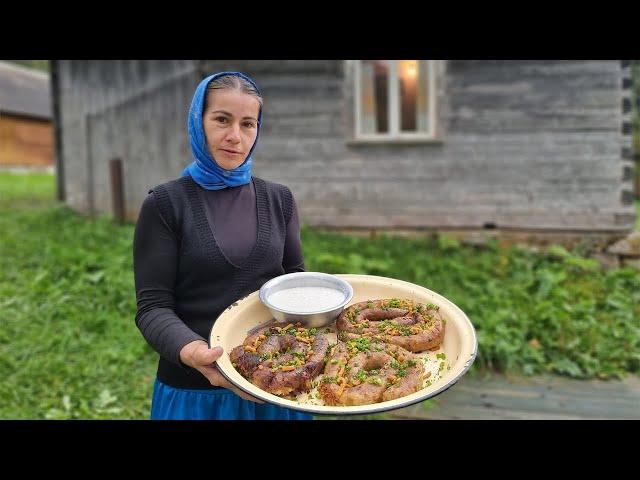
302 228 640 381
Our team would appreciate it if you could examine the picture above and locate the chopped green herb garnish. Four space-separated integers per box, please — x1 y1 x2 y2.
386 298 401 308
349 337 371 352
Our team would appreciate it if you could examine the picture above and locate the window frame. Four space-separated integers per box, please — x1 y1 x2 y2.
352 60 440 144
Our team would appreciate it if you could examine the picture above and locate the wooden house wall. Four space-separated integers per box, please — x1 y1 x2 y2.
56 60 635 231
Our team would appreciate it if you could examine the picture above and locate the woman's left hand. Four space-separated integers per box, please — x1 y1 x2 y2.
180 340 264 403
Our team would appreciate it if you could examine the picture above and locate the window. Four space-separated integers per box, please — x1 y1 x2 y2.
354 60 438 142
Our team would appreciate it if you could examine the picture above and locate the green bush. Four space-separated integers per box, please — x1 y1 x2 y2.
302 229 640 380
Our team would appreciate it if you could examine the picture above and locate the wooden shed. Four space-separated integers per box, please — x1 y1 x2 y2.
0 61 53 168
50 60 636 237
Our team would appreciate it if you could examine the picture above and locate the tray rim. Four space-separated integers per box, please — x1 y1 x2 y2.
210 273 478 415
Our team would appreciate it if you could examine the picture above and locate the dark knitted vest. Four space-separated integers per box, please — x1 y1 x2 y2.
150 175 294 389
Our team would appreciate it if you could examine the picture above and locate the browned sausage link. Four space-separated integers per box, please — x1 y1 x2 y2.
335 312 352 332
358 314 421 335
249 334 327 397
322 342 348 378
381 314 421 326
320 340 426 406
229 345 244 363
345 352 367 379
380 315 445 352
382 361 425 401
341 350 396 406
355 308 409 323
229 346 262 378
251 362 275 391
242 324 272 347
266 337 304 366
255 335 281 355
340 383 386 406
269 368 310 396
383 343 415 363
337 301 409 334
271 338 307 367
336 300 373 331
233 319 328 397
272 352 295 366
337 309 406 333
341 305 445 353
243 321 295 348
337 331 366 342
347 351 393 384
280 334 301 352
304 334 330 376
256 333 297 356
267 335 331 396
318 342 348 406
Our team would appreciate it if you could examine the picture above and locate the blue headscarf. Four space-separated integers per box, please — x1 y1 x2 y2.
181 72 262 190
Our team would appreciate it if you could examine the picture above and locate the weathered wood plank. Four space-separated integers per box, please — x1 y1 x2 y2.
444 61 621 133
282 179 626 208
298 210 634 231
259 158 625 183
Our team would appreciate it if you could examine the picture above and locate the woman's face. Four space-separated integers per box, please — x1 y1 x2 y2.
203 88 261 170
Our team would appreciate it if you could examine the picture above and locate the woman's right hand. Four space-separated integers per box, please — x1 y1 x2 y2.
179 340 264 404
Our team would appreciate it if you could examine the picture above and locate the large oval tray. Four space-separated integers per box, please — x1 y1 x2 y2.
209 274 478 415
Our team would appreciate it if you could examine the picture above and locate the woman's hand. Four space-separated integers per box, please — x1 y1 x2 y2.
179 340 264 404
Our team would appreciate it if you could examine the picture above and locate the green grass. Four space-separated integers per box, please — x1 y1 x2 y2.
636 200 639 230
1 172 639 419
0 172 57 209
0 173 155 419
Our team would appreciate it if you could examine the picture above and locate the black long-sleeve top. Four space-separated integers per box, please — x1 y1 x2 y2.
133 175 304 389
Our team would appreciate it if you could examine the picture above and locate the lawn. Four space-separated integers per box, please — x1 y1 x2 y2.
1 172 639 419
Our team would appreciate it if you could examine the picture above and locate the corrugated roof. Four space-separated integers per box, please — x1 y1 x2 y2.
0 61 51 120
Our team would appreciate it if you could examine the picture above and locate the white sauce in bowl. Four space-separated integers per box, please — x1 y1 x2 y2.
267 286 345 313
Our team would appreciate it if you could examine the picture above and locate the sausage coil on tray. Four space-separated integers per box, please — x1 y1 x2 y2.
319 338 425 406
230 322 329 397
336 299 445 352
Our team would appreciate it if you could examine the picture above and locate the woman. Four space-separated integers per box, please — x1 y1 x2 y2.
133 71 312 420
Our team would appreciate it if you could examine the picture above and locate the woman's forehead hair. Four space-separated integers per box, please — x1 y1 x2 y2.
205 74 263 110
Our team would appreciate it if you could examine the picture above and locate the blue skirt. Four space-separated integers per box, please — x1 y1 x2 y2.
150 378 314 420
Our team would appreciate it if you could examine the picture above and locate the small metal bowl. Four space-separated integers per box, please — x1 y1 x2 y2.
259 272 353 328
